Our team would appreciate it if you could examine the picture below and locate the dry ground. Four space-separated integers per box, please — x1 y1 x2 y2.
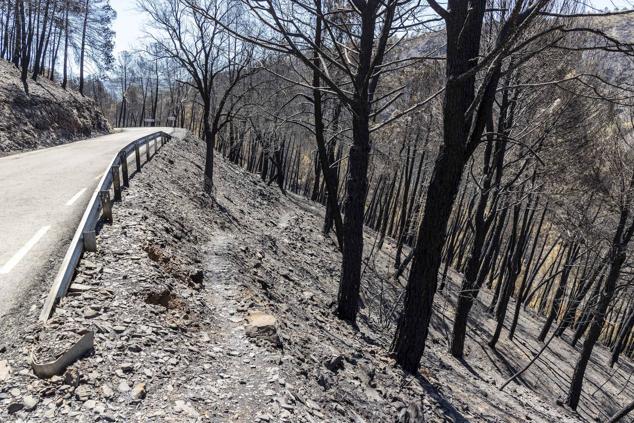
0 134 631 422
0 59 110 156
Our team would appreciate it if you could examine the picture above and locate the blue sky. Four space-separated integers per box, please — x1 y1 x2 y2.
111 0 147 55
110 0 633 55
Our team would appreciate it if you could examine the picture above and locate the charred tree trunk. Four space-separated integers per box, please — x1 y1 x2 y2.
610 305 634 367
61 0 69 89
19 0 30 94
566 174 634 409
336 100 371 322
202 100 215 195
78 0 89 95
12 0 21 67
335 0 387 322
450 130 497 358
489 199 523 349
391 141 468 371
311 2 344 249
538 243 579 342
31 0 51 80
555 259 605 337
509 204 548 340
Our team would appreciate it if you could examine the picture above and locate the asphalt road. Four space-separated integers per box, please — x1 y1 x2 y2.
0 127 183 319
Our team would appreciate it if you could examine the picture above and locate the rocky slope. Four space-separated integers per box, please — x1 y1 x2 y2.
0 135 631 422
0 60 110 156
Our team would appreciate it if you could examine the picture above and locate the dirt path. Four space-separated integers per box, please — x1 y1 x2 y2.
0 135 630 422
200 232 288 421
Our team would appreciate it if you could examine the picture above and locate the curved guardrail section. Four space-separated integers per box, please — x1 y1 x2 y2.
39 131 172 321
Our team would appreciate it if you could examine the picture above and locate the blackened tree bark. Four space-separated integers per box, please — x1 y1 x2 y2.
61 0 69 89
391 0 486 371
391 0 536 371
450 68 518 355
0 0 11 60
450 129 497 358
336 97 371 321
571 271 604 347
610 305 634 366
19 0 31 94
195 0 404 323
335 0 397 322
394 140 417 268
323 103 342 235
566 169 634 410
607 399 634 423
555 259 605 337
537 242 580 342
142 0 254 195
509 204 548 340
31 0 52 80
12 0 21 67
78 0 89 95
395 132 428 269
311 0 343 249
489 198 525 349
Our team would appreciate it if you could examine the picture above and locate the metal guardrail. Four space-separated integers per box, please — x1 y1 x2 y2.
39 131 172 322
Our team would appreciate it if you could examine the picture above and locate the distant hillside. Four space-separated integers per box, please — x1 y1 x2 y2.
583 14 634 85
0 60 111 156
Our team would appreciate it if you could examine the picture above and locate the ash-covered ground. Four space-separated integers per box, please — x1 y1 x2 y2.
0 134 631 422
0 60 110 156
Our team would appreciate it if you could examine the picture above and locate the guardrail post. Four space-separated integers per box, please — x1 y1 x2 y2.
112 165 122 202
120 152 129 188
135 142 141 172
146 139 151 162
154 136 159 154
100 191 112 223
83 230 97 252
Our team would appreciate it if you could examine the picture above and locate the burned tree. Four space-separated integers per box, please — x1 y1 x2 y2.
142 0 255 195
194 0 433 322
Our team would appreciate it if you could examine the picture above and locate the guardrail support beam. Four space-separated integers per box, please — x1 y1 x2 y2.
99 190 112 223
40 131 175 322
120 152 129 188
112 165 122 202
83 230 97 252
135 143 141 172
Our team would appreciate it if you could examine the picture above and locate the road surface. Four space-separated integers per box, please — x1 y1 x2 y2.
0 127 184 319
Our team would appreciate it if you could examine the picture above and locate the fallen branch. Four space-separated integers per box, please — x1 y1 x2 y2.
499 330 556 391
607 399 634 423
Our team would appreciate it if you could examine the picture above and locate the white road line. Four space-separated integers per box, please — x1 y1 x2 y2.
65 188 87 206
0 226 51 274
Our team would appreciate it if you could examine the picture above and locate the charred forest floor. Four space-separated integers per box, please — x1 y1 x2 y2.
0 133 632 422
0 59 110 157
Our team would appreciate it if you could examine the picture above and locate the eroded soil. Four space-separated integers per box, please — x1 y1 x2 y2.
0 134 631 422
